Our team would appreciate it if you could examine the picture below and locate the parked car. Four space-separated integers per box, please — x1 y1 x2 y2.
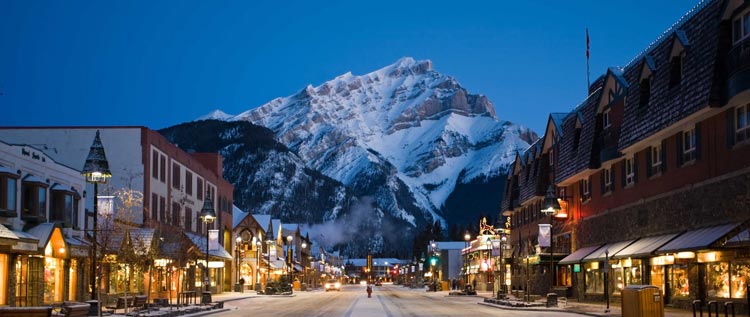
374 281 382 286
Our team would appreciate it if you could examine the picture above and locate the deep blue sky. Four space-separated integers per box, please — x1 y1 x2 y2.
1 1 697 134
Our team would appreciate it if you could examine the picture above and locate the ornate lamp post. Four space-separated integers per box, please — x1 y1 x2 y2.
464 232 471 289
252 237 261 290
301 241 307 288
82 130 111 302
265 220 275 288
199 191 216 293
541 185 570 295
235 236 243 292
286 235 293 284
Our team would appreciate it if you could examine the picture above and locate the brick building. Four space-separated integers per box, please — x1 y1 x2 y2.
501 0 750 312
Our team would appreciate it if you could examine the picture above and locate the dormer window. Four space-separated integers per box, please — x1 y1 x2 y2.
732 12 750 44
603 109 611 129
639 76 652 110
669 51 685 87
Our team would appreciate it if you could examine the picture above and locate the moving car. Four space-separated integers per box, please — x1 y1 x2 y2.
325 280 341 292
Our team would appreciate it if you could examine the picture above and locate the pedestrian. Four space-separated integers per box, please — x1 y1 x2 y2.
366 284 372 298
472 279 476 291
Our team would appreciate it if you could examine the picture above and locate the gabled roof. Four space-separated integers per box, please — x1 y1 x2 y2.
555 88 602 184
184 231 233 260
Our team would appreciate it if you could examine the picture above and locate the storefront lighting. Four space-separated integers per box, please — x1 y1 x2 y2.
676 251 695 259
623 258 632 268
590 262 599 270
697 251 719 263
666 254 675 262
58 247 65 254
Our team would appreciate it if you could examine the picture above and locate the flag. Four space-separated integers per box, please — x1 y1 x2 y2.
586 28 590 59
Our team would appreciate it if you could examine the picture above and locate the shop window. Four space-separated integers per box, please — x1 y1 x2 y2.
670 264 690 297
736 104 750 143
585 262 605 294
651 265 666 297
0 254 6 305
0 173 17 217
707 262 749 298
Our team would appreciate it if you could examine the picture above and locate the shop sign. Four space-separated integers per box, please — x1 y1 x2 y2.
12 241 37 252
573 264 581 273
70 247 89 257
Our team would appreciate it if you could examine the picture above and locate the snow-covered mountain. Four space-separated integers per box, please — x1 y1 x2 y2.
201 57 536 230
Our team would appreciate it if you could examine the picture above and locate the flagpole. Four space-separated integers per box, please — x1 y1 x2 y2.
586 28 591 93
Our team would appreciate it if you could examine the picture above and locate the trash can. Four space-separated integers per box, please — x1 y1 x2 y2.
622 285 664 317
546 293 558 307
293 280 301 291
441 281 449 291
201 291 212 304
85 300 99 316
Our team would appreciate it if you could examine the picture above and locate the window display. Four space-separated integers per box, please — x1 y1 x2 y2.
585 262 604 294
671 264 689 297
707 262 749 298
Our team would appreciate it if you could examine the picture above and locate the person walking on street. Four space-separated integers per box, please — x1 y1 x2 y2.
366 284 372 298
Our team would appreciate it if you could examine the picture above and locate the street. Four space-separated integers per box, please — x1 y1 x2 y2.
218 284 583 317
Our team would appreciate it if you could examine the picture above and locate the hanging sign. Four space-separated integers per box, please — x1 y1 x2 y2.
538 224 551 247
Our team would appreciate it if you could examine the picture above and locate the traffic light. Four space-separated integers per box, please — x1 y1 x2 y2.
430 255 438 266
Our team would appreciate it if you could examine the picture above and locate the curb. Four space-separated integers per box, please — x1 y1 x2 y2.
477 301 614 317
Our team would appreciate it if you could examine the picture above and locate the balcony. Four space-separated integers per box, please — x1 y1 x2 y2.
726 37 750 100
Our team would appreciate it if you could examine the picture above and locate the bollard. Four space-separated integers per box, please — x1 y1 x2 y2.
708 301 718 317
693 300 703 317
723 301 734 317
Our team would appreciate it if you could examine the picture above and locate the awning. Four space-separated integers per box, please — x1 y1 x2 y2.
10 230 40 253
559 245 601 265
294 264 304 272
22 174 47 186
657 223 740 253
51 183 75 193
612 233 679 259
65 235 91 258
0 165 18 178
0 225 18 246
583 239 637 261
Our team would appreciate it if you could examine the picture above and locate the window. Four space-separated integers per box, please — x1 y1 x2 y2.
573 127 581 151
625 157 635 186
639 77 652 111
152 150 159 179
50 187 74 224
159 156 166 182
159 196 166 222
736 104 750 143
185 170 193 196
171 202 180 226
22 180 47 221
706 262 750 298
683 128 697 162
151 193 158 220
602 109 611 129
650 145 662 175
197 178 204 200
0 173 17 216
580 177 591 201
184 207 193 231
603 167 613 193
732 12 750 44
670 51 685 87
172 163 181 190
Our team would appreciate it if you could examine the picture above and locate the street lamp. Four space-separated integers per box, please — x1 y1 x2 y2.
301 241 307 288
199 190 216 293
254 238 261 290
235 236 243 292
265 220 275 288
82 130 111 301
464 233 470 289
286 235 293 284
541 185 570 294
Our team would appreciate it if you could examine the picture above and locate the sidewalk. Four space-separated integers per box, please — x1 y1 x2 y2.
474 292 696 317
